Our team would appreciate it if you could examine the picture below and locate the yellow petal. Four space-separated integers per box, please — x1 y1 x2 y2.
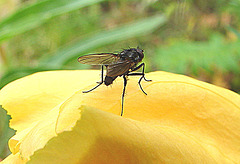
8 127 32 155
4 92 82 160
1 71 240 163
0 70 99 132
28 106 233 163
79 71 240 161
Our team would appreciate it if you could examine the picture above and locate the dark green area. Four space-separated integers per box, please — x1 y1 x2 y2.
0 106 15 159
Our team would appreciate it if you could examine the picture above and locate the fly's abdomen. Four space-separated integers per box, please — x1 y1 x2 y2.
104 76 117 86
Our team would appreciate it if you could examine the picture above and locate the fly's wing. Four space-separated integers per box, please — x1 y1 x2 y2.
78 53 119 65
106 61 132 77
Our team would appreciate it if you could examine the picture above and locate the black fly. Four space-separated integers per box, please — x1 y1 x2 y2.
78 47 151 116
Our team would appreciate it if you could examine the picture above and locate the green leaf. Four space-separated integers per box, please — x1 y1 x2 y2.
0 0 104 43
40 14 166 67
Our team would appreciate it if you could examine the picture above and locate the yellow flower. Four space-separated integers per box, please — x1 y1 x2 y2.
0 70 240 163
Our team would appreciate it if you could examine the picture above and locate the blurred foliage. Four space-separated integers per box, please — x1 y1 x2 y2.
155 34 240 74
0 0 240 159
0 106 15 159
154 34 240 91
0 0 104 42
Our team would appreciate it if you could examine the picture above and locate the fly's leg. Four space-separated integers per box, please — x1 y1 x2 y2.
83 65 104 93
130 63 152 81
121 75 127 116
128 73 147 95
127 63 151 95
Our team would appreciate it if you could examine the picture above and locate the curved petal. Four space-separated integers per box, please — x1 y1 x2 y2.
29 106 234 163
0 71 240 163
0 70 99 132
78 71 240 161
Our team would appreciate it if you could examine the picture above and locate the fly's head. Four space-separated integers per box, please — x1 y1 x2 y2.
120 47 144 63
136 47 144 61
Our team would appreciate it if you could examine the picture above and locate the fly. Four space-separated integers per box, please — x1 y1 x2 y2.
78 47 152 116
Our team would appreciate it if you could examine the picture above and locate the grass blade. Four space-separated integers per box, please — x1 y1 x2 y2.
0 0 104 42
